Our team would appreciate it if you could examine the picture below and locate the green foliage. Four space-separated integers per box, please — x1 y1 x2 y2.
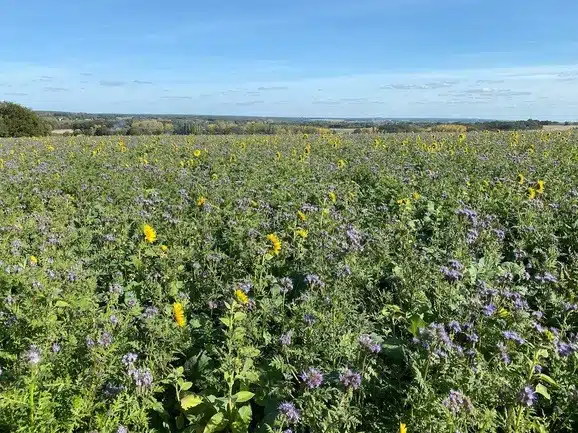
0 101 51 137
0 130 578 432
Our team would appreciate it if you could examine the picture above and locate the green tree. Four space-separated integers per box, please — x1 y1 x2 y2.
0 102 51 137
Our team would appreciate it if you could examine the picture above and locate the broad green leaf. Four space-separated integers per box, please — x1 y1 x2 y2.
538 374 558 387
234 312 247 321
203 411 227 433
181 394 203 410
408 314 426 337
55 300 70 308
220 317 232 327
231 405 252 433
233 391 254 403
535 384 551 400
181 381 193 391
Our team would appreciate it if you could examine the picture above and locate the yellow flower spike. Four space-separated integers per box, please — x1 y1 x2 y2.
295 228 308 239
173 303 186 328
297 210 307 221
193 149 202 157
143 224 157 243
234 289 249 305
328 191 337 203
536 180 545 194
267 233 282 256
517 173 525 185
528 187 536 200
197 196 206 207
400 422 407 433
29 256 38 266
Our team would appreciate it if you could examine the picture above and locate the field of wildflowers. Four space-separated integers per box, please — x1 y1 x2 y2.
1 130 578 432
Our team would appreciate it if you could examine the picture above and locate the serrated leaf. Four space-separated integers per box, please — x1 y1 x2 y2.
233 391 254 403
535 384 551 400
181 394 203 410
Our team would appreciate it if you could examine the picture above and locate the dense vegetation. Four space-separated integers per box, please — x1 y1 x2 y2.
0 102 51 137
1 131 578 433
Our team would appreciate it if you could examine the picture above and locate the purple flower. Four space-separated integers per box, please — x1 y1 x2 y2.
447 321 462 333
280 330 293 346
483 304 497 316
117 426 128 433
443 390 473 414
110 315 119 325
279 277 293 293
300 367 324 389
466 229 479 244
130 368 153 390
440 266 462 282
556 341 575 357
142 306 158 319
98 332 113 347
305 274 325 288
339 368 362 390
52 342 61 353
303 313 317 325
278 401 300 423
25 345 41 364
122 352 138 366
518 386 537 407
503 330 525 345
359 334 382 353
564 302 578 312
497 343 511 365
86 337 95 348
534 365 543 374
238 281 252 293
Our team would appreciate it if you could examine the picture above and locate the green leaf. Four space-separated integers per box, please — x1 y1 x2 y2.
535 384 551 400
408 314 426 337
55 300 70 308
232 391 254 403
181 381 193 391
220 317 232 327
234 312 247 321
181 394 203 410
538 374 558 387
231 405 252 433
203 411 227 433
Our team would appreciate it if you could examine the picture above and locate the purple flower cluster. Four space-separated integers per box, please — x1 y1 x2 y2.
503 330 525 345
518 386 537 407
300 367 324 389
339 368 362 390
440 259 463 282
279 277 293 293
359 334 382 353
280 330 293 346
278 401 300 423
443 390 473 414
304 274 325 288
130 368 153 390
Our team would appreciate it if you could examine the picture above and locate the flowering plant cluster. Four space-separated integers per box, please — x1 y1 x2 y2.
1 130 578 432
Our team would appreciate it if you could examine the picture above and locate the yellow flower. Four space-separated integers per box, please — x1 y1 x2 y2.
397 198 411 207
197 196 206 206
328 191 337 203
337 159 346 169
29 255 38 266
295 228 308 239
528 187 536 200
536 179 545 194
297 210 307 221
517 173 525 184
234 289 249 305
173 303 186 328
412 192 421 200
143 224 157 243
160 245 168 253
400 422 407 433
267 233 282 256
193 149 202 157
276 151 282 161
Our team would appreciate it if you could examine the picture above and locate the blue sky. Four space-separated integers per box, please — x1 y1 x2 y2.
1 0 577 119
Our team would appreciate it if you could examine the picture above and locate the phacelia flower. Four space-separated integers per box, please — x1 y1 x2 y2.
300 367 324 389
518 386 537 407
278 401 300 423
339 368 362 390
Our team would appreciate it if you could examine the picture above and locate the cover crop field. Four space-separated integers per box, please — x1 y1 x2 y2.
1 131 578 433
